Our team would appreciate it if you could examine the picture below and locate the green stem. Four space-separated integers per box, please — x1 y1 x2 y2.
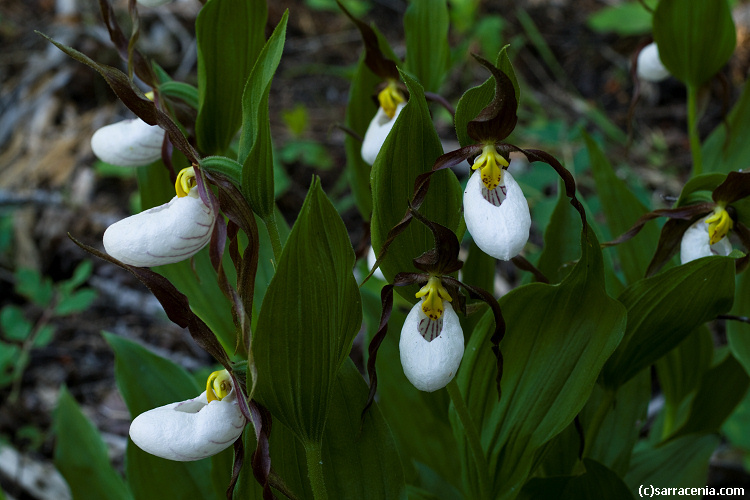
583 389 614 457
446 379 491 498
687 84 703 177
304 441 328 500
263 214 283 264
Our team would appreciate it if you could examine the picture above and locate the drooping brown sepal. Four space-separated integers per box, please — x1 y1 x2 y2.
336 0 399 81
712 170 750 205
467 55 519 143
98 0 156 86
409 207 463 276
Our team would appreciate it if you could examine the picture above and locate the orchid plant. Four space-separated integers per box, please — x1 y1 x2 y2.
40 0 750 499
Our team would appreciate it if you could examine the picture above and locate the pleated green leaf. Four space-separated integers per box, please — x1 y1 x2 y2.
239 11 289 221
728 272 750 376
584 131 658 285
404 0 449 93
624 434 719 492
653 0 735 87
601 256 735 389
54 386 133 500
103 332 217 500
370 70 462 299
253 178 362 443
196 0 267 155
703 81 750 174
536 181 583 284
671 351 750 439
519 459 633 500
345 54 380 219
455 227 627 499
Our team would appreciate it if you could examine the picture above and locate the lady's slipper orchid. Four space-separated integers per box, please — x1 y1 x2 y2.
129 369 246 461
103 166 215 267
463 145 531 260
91 118 165 167
400 278 464 392
680 209 733 264
361 83 406 166
637 42 670 82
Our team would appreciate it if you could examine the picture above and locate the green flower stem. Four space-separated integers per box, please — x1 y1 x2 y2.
446 379 490 498
687 84 703 177
583 389 615 457
304 441 328 500
263 214 283 264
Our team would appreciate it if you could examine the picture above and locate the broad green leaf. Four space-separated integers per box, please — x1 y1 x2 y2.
239 11 288 222
587 1 653 36
54 386 132 500
370 70 462 300
345 53 380 219
0 342 21 386
536 182 583 284
454 47 518 148
584 131 659 285
624 434 719 492
602 256 735 389
404 0 449 93
321 359 405 498
655 326 713 437
703 80 750 174
583 370 650 476
196 0 267 155
137 162 236 352
253 178 362 443
455 227 627 499
723 380 750 450
728 272 750 376
675 173 726 207
671 351 750 439
519 459 634 500
0 306 32 341
158 81 199 110
653 0 736 87
103 332 217 500
361 282 461 491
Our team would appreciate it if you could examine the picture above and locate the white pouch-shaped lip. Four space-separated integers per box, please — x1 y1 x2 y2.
103 190 215 267
129 389 246 461
464 170 531 261
366 245 386 281
360 103 406 166
399 300 464 392
91 118 165 167
680 216 733 264
637 42 670 83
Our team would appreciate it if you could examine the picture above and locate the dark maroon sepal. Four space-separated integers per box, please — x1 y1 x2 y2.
336 0 399 81
712 170 750 205
467 55 518 143
408 207 463 276
98 0 156 87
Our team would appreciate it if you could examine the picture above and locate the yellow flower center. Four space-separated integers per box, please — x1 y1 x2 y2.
471 144 509 191
705 206 733 245
206 369 232 403
175 167 197 198
377 82 405 120
415 276 452 320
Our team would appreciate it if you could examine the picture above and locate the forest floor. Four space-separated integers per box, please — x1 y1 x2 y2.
1 0 750 498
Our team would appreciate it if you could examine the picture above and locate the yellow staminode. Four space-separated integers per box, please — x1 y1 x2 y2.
206 369 233 403
705 206 733 245
145 91 155 102
471 144 509 191
415 276 452 321
378 82 405 120
175 167 197 198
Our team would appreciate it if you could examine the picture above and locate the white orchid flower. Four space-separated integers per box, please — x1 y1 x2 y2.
91 118 165 167
129 370 246 461
463 145 531 261
680 208 733 264
366 245 386 281
400 277 464 392
361 82 406 166
637 42 670 83
103 167 215 267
